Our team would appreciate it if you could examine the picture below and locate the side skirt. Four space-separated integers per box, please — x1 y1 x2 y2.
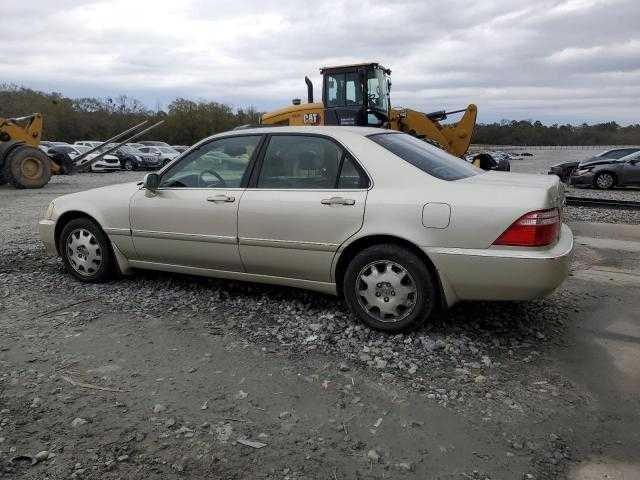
127 259 338 296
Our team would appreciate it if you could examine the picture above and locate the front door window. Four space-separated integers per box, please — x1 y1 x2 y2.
160 136 261 188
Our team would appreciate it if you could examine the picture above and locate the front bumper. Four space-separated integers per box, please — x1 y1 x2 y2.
425 224 574 304
569 172 595 186
38 219 57 256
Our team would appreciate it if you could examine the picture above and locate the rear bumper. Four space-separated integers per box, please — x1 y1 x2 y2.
38 219 57 256
425 224 574 304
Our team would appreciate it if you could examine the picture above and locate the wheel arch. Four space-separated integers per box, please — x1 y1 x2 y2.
54 210 103 255
594 169 617 186
333 234 448 310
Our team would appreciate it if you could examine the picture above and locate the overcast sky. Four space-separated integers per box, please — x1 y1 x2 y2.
2 0 639 124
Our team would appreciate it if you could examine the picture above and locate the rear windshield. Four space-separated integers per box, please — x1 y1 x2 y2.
368 133 481 181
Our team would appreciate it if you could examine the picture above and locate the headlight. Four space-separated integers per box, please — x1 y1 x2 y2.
44 200 56 220
574 168 592 176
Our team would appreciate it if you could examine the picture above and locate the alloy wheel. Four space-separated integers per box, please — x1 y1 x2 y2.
66 228 103 277
596 173 614 189
356 260 417 322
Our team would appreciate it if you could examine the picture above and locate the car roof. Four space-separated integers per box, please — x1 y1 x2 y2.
600 147 640 154
212 125 390 140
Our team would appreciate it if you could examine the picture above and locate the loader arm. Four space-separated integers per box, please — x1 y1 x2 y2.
0 114 43 147
389 104 477 157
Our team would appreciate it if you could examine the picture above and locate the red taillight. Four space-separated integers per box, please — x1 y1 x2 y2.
493 208 560 247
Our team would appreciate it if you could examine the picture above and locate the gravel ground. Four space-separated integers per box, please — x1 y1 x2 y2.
0 167 637 479
1 173 585 422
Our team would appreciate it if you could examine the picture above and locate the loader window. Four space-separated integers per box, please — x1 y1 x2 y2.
326 72 364 107
367 68 389 113
368 133 481 181
326 74 343 107
345 72 363 106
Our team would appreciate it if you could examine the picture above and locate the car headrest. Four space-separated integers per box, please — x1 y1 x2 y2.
224 143 246 156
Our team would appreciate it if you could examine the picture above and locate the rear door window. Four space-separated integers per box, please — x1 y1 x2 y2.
257 135 344 189
368 133 481 181
338 155 369 189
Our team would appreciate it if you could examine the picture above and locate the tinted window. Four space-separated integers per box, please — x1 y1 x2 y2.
160 135 260 188
338 155 369 189
258 135 343 189
368 133 481 181
345 72 363 106
52 146 74 154
601 148 639 159
326 73 344 107
326 72 363 108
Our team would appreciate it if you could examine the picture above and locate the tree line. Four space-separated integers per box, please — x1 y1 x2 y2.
1 84 638 146
0 84 261 146
473 120 640 146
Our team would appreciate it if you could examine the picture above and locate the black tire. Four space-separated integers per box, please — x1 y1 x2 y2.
343 244 437 332
124 159 136 171
59 218 114 283
594 172 615 190
4 146 52 189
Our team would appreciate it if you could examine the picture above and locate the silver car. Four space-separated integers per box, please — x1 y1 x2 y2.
39 126 573 332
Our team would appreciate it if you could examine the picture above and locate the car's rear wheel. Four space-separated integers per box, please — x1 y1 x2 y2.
124 159 136 171
594 172 615 190
60 218 113 282
343 244 436 332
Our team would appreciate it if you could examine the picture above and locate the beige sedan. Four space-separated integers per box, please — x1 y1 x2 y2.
39 126 573 332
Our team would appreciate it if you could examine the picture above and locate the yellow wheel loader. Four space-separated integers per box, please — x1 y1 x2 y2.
261 63 477 157
0 113 56 189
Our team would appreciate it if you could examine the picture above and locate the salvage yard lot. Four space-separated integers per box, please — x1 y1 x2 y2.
1 152 639 479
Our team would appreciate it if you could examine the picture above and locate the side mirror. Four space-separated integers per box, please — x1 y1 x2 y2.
143 173 160 191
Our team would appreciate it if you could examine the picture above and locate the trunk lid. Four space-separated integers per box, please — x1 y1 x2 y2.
460 171 565 209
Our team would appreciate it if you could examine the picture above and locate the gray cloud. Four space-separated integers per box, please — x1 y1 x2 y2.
1 0 638 123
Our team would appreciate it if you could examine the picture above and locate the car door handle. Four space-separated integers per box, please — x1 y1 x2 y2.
206 194 235 203
321 196 356 206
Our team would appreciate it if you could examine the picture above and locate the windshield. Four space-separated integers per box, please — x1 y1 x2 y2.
368 133 481 181
367 68 390 113
74 145 90 153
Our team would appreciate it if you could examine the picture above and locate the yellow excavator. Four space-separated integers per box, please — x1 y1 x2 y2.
261 62 477 157
0 113 55 188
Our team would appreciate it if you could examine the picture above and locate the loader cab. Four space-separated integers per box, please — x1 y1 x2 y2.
321 63 391 128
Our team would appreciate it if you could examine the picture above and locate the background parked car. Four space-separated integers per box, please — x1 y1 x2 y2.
569 150 640 189
110 144 164 171
137 145 180 166
44 144 76 174
139 140 171 147
74 140 104 149
172 145 189 153
549 147 640 182
48 144 120 172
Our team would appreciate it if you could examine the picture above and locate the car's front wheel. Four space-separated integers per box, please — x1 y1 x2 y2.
343 244 437 332
59 218 113 282
124 159 136 171
594 172 615 190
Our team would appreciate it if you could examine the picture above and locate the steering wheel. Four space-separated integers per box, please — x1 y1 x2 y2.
199 169 226 187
